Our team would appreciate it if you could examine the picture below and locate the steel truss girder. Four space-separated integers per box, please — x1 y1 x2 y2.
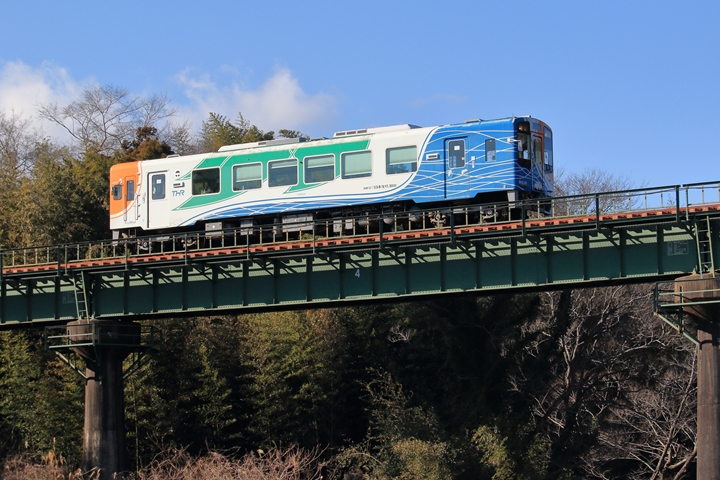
1 219 716 326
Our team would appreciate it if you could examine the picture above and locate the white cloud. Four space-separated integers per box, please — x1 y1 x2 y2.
0 60 85 139
0 61 337 142
175 67 337 135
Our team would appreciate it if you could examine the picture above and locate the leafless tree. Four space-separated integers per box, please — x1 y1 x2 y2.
0 109 38 175
510 284 696 478
38 85 177 155
583 329 696 480
163 120 198 156
553 167 638 216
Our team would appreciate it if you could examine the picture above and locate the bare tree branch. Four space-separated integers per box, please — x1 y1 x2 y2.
38 85 176 155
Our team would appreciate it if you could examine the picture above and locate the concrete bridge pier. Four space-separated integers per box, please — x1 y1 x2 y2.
675 275 720 480
66 320 141 480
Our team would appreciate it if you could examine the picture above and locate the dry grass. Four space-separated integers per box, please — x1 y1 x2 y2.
130 447 324 480
1 451 84 480
1 447 325 480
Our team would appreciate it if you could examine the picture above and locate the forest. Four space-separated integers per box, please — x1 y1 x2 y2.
0 86 697 479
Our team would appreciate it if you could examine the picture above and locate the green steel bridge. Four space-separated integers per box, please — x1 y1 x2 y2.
0 181 717 329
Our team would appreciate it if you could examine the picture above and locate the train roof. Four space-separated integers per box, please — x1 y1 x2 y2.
333 124 421 137
217 123 425 153
218 136 308 152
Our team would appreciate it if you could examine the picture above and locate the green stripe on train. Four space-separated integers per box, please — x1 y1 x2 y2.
174 139 370 211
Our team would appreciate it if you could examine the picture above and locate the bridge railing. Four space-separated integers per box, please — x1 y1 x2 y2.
1 181 718 273
684 181 720 207
549 181 719 220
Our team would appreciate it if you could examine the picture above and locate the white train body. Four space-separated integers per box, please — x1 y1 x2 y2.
109 117 554 238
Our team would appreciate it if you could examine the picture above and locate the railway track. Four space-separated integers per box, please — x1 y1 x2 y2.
3 202 718 277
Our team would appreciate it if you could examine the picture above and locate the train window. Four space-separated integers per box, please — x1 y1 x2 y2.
268 159 298 187
305 154 335 184
112 185 122 200
485 139 496 162
386 146 417 174
233 163 262 191
151 174 166 200
341 151 372 179
192 168 220 195
447 140 465 168
126 180 135 201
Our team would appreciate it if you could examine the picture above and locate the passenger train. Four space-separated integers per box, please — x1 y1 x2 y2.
109 116 554 240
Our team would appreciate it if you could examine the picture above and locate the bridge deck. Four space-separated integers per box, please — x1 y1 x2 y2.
3 204 718 277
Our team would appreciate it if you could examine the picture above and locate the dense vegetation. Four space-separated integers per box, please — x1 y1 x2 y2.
0 86 697 479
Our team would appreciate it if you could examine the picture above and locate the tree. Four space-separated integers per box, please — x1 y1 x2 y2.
580 313 697 479
0 109 37 176
164 120 197 156
121 126 174 161
18 144 118 245
0 110 44 248
242 310 346 448
357 372 454 480
503 285 697 479
0 330 83 464
198 113 275 152
278 129 306 139
124 317 251 468
553 168 636 216
38 85 176 156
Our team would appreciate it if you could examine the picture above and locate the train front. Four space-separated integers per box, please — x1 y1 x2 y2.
514 117 554 208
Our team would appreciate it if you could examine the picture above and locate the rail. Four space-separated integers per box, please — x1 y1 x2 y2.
1 181 718 275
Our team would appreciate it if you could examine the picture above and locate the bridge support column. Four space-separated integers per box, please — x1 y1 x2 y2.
675 275 720 480
66 320 141 480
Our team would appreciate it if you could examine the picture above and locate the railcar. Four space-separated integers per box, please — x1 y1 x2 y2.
109 116 554 240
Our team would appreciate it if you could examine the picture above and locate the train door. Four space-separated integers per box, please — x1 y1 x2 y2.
445 137 467 199
147 171 169 229
531 132 545 192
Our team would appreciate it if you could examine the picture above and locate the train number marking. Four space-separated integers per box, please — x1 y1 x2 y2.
355 269 361 278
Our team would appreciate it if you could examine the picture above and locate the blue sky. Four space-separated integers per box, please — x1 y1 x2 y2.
1 1 718 188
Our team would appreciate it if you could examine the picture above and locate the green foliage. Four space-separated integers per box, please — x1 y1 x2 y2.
364 372 440 446
356 372 454 480
472 425 550 480
121 126 174 161
391 438 453 480
243 310 345 448
199 113 275 152
19 144 118 245
125 317 247 467
0 331 83 464
188 342 236 442
278 129 306 139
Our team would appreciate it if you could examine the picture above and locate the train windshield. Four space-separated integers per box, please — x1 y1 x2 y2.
517 121 531 168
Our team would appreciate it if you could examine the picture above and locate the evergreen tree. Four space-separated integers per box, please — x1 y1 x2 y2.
0 330 83 464
198 113 274 152
120 126 174 161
